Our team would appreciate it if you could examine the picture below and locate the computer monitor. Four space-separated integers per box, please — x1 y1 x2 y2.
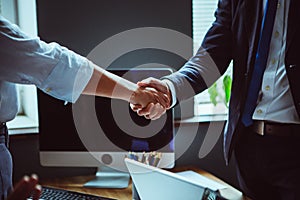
38 68 175 188
36 0 192 188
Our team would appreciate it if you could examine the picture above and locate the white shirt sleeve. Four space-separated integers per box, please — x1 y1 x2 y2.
162 79 177 108
38 47 93 103
0 16 93 103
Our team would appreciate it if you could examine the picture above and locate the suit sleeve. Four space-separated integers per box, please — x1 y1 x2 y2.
164 0 234 102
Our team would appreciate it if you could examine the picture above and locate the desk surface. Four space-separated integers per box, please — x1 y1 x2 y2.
40 166 248 200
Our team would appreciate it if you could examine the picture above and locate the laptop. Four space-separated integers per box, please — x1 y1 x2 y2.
125 158 244 200
125 158 239 200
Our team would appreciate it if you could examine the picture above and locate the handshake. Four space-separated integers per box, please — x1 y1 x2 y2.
5 76 173 200
129 77 172 120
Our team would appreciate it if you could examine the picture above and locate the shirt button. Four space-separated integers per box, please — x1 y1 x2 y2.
274 31 280 38
265 85 271 91
46 87 52 92
271 58 276 65
257 109 263 114
277 3 281 9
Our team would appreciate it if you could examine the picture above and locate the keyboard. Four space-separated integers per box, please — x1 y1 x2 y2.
28 186 117 200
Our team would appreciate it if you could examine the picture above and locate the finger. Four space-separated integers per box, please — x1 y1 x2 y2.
147 104 159 120
27 174 39 192
148 104 165 120
154 93 170 109
137 77 155 86
138 78 166 92
8 176 31 200
154 108 166 120
19 174 39 199
137 110 149 117
152 106 166 120
130 103 142 112
137 103 153 116
152 104 166 120
160 93 170 106
148 103 166 120
32 185 42 200
12 176 29 191
141 86 170 109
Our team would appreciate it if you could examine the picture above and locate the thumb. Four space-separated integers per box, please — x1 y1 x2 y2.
137 77 156 86
137 78 167 93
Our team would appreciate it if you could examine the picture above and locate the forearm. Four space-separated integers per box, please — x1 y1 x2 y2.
82 63 138 103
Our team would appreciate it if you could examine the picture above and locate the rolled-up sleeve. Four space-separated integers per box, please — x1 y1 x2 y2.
38 48 93 103
0 16 93 103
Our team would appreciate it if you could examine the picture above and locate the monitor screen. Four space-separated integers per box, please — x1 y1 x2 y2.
39 68 175 171
36 0 192 187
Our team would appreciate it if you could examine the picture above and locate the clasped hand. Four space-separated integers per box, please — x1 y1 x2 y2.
130 77 171 120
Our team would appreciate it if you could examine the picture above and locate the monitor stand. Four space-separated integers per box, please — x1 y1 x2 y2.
84 166 130 188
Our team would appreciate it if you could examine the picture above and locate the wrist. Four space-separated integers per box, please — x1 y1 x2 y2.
162 79 173 109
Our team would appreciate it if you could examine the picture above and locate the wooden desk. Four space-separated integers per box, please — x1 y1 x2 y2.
40 166 248 200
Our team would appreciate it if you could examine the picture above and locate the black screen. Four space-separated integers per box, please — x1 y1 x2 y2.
36 0 192 153
38 69 174 153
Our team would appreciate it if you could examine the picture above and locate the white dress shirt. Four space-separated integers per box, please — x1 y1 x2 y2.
253 0 300 124
167 0 300 124
0 16 93 122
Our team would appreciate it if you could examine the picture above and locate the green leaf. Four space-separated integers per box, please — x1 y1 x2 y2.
208 83 218 106
223 75 232 107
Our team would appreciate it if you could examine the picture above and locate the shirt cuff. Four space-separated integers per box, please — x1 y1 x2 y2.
162 79 177 108
40 51 93 103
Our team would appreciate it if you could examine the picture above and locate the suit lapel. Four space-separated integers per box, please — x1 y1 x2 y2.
286 0 300 53
244 0 263 41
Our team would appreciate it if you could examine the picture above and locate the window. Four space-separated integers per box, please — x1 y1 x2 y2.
2 0 39 134
192 0 231 117
0 0 18 23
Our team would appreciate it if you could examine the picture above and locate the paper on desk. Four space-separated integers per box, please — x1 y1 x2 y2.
176 170 243 200
176 170 226 191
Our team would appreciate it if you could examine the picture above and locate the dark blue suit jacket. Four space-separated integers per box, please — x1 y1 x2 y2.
165 0 300 164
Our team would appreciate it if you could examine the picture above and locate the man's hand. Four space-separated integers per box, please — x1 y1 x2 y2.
129 83 170 120
7 174 42 200
130 77 172 120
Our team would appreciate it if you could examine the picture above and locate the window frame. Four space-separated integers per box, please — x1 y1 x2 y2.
1 0 39 134
192 0 231 120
